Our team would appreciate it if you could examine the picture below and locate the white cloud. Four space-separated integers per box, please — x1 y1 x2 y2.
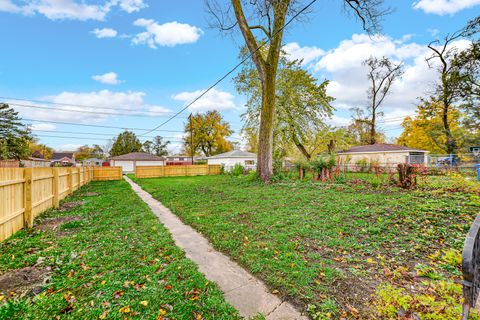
0 0 24 13
11 90 172 124
302 33 471 132
172 88 237 112
0 0 146 21
132 19 203 48
148 105 172 116
29 123 57 131
92 28 117 38
115 0 146 13
413 0 480 15
92 72 123 85
283 42 325 66
57 144 82 151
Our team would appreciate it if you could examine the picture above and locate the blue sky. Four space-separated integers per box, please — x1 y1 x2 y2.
0 0 478 152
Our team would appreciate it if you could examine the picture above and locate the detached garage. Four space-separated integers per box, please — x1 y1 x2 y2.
110 152 166 173
207 150 257 171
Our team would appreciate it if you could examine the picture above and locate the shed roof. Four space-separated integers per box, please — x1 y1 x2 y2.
110 152 166 161
207 150 257 159
52 152 74 160
340 144 427 154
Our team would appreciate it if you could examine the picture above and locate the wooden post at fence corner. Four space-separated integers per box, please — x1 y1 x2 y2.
24 168 34 228
68 167 73 194
53 168 60 208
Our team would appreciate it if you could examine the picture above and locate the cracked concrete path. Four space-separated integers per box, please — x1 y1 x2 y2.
124 176 307 320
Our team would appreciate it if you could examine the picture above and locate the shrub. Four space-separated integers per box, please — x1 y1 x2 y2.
230 163 245 176
355 158 369 172
294 159 311 180
311 154 337 181
273 158 284 175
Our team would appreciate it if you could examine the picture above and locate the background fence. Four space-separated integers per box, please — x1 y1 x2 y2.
0 167 122 241
135 165 221 179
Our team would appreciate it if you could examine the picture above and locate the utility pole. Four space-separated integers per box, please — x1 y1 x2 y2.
189 113 194 165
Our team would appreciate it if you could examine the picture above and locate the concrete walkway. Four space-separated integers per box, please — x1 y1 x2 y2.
124 176 306 320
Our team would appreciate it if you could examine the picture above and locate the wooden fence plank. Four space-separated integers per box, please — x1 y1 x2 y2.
135 165 221 179
24 168 33 228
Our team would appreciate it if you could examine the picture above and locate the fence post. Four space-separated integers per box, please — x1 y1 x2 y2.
53 168 59 208
24 168 34 228
68 167 73 194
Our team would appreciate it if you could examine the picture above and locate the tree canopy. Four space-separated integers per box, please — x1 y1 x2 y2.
235 52 334 160
184 111 233 157
0 103 32 160
110 131 143 157
397 100 474 154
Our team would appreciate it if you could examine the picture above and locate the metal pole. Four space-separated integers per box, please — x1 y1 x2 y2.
190 113 193 165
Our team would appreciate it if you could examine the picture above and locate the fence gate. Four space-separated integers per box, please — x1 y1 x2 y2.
462 214 480 319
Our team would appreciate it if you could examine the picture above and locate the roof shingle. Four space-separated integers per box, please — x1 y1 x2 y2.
341 144 427 153
110 152 166 161
207 150 256 159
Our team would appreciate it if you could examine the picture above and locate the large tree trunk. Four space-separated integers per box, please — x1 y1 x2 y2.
257 69 276 181
370 112 376 145
441 68 457 155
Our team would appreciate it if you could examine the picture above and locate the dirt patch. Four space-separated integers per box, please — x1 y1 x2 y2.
0 266 50 296
36 216 81 232
59 201 84 212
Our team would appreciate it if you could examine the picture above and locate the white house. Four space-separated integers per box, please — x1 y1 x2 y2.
110 152 165 173
337 144 429 167
207 150 257 171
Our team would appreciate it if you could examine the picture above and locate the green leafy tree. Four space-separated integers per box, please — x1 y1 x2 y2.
110 131 142 157
28 139 53 159
75 145 94 162
349 107 386 145
152 136 170 156
142 140 153 154
236 53 334 160
184 111 233 157
0 103 31 160
425 17 479 154
451 40 480 130
91 144 104 158
207 0 389 181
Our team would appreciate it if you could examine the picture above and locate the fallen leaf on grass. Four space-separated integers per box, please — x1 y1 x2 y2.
113 290 124 299
119 305 131 313
140 300 148 307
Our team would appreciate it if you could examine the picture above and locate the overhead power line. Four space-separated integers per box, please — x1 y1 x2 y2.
139 0 319 137
22 118 184 133
32 134 184 143
28 129 183 140
1 96 189 116
10 102 189 119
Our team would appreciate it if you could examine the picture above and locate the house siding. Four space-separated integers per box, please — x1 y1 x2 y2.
338 151 428 166
207 157 257 171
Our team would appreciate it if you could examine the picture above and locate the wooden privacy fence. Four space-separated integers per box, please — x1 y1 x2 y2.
135 165 221 179
93 166 122 181
0 166 122 241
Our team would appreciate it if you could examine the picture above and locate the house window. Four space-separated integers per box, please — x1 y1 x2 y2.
408 152 425 164
245 160 255 165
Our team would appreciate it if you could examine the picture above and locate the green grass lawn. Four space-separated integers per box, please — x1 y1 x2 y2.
132 174 480 319
0 180 239 320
